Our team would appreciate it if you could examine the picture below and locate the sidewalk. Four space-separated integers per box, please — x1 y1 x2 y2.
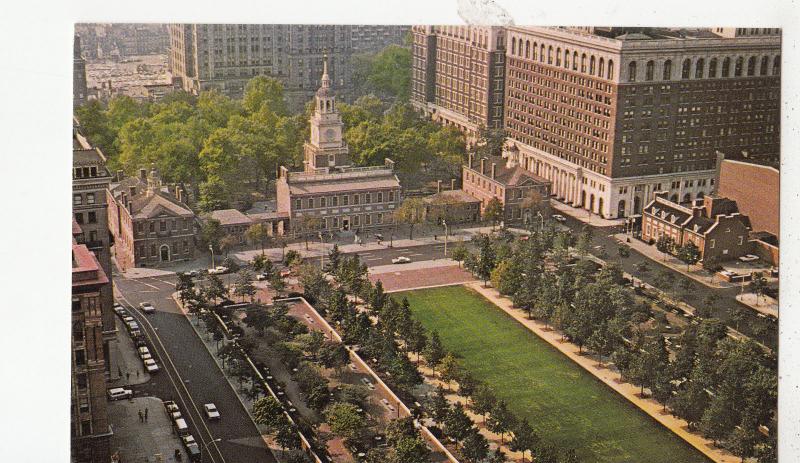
550 199 626 227
108 396 184 463
614 233 734 289
108 317 151 386
465 282 739 463
736 293 779 318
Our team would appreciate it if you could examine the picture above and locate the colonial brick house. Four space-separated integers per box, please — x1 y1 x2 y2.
642 193 752 262
277 60 402 236
107 167 198 270
207 209 253 244
461 145 551 225
423 181 481 224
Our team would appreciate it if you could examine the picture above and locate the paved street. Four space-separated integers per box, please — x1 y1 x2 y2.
114 274 275 463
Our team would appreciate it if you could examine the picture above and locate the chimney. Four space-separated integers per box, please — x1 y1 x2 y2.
468 153 474 169
176 187 183 203
480 158 486 175
116 170 124 181
451 178 456 190
491 163 497 179
437 180 442 193
139 168 147 182
691 206 703 218
129 186 136 198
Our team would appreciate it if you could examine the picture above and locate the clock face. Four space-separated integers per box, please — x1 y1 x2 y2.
325 128 336 141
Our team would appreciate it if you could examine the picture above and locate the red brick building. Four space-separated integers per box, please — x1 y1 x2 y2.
642 193 752 262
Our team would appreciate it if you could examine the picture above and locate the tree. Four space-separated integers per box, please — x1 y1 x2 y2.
252 396 285 430
395 197 426 240
243 76 288 116
451 242 469 267
390 436 430 463
201 218 225 255
275 417 301 455
206 274 227 304
476 235 497 285
324 402 366 442
484 197 504 230
294 214 322 250
461 429 490 463
444 403 474 442
669 380 709 429
427 386 452 424
487 400 516 444
678 277 694 296
326 244 343 274
246 222 272 255
510 418 540 463
676 241 701 270
653 269 676 297
423 331 446 376
471 384 496 424
386 417 417 447
749 272 768 305
633 260 651 286
438 352 461 391
234 269 257 302
656 235 674 260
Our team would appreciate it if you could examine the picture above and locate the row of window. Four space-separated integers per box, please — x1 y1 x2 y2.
73 166 99 179
627 55 780 82
135 218 191 234
138 241 191 259
74 211 97 225
294 190 398 211
509 37 616 81
73 193 96 206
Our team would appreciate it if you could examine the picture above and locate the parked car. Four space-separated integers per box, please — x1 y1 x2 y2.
138 347 150 358
164 400 179 413
141 352 153 361
113 304 126 316
139 302 156 314
144 359 160 373
122 316 135 324
392 256 411 264
552 214 567 223
182 434 196 448
187 270 200 278
127 321 140 332
208 266 229 275
186 442 201 462
204 403 221 420
108 388 133 401
739 254 760 262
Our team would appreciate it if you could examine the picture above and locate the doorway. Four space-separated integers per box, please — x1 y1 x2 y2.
342 218 350 231
159 245 170 262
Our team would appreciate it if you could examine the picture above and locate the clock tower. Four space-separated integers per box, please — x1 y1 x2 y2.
304 55 350 172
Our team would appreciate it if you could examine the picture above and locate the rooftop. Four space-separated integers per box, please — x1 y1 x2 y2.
424 189 481 204
468 155 550 188
287 174 401 195
209 209 252 226
72 244 109 287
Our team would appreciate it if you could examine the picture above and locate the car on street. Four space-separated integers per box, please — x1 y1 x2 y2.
552 214 567 223
208 266 229 275
122 316 135 324
186 442 201 462
144 358 160 373
182 434 196 447
187 270 201 278
204 403 221 420
126 321 140 332
139 302 156 314
141 352 152 361
392 256 411 264
113 304 126 316
739 254 760 262
108 387 133 400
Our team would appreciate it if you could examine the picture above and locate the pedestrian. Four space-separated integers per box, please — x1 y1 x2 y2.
144 407 148 422
126 371 130 381
138 410 143 423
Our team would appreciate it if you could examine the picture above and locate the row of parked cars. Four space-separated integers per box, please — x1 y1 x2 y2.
163 400 202 462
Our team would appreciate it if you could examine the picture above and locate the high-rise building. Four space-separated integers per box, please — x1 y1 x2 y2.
74 35 88 108
71 228 112 463
168 24 408 111
503 26 780 218
410 25 507 138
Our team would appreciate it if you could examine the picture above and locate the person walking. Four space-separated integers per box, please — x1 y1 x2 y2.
144 408 148 422
138 410 143 423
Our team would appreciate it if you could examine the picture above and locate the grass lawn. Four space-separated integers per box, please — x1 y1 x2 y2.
398 285 711 463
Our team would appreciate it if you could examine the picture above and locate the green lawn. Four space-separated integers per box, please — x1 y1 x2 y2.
398 285 710 463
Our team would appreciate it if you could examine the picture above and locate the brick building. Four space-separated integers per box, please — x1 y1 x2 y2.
168 24 408 111
207 209 254 244
107 167 197 270
423 183 481 224
502 27 780 218
641 193 752 262
71 233 112 463
277 62 402 235
462 145 551 224
74 35 88 108
411 25 507 138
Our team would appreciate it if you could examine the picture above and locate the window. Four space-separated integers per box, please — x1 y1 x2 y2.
710 239 716 249
738 236 744 245
149 222 155 233
151 244 157 257
365 214 371 225
747 56 756 76
773 55 780 75
376 213 383 224
695 58 704 78
86 193 95 205
353 215 360 226
172 219 177 231
682 59 691 79
183 240 189 253
295 199 302 210
320 197 326 207
307 198 314 209
709 58 717 77
365 193 371 203
74 349 86 366
722 57 731 77
377 192 383 202
389 191 395 202
160 220 167 232
628 61 637 82
87 211 96 224
331 196 338 206
645 60 654 81
73 194 82 206
342 195 349 206
353 194 359 205
760 56 768 75
735 57 743 76
662 60 672 80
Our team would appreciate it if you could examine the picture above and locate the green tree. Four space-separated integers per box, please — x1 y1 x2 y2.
487 400 516 444
275 417 301 455
243 76 288 116
444 403 474 442
510 417 540 463
325 402 366 442
656 235 674 260
246 222 272 255
483 197 504 230
252 396 285 431
423 330 446 376
749 272 768 305
233 269 257 302
451 242 469 267
205 274 227 304
427 386 452 424
201 218 225 254
391 437 431 463
471 384 496 424
364 45 412 102
461 429 489 463
676 241 702 270
438 352 461 391
395 197 426 240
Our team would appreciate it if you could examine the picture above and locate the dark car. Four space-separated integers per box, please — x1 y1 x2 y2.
186 442 201 462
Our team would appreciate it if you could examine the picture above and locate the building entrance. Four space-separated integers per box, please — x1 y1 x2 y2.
342 218 350 231
159 245 170 262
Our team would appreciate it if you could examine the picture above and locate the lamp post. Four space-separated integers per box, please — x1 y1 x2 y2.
443 220 449 257
209 244 215 270
318 232 325 270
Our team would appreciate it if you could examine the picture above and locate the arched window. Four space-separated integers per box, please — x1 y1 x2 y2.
760 56 768 75
735 57 743 76
548 45 553 64
511 37 516 55
695 58 704 78
564 49 570 69
662 60 672 80
628 61 637 82
722 57 730 77
581 54 587 73
590 56 596 75
682 59 691 79
773 55 780 75
525 40 530 58
708 58 717 77
747 56 756 76
645 60 654 81
599 57 605 77
608 60 614 79
540 44 545 63
573 51 578 71
556 47 561 66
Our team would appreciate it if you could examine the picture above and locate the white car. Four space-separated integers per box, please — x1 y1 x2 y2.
139 302 156 314
739 254 760 262
256 273 269 281
392 256 411 264
144 359 160 373
127 321 140 331
552 214 567 223
113 304 126 316
108 387 133 401
204 403 221 420
208 266 229 275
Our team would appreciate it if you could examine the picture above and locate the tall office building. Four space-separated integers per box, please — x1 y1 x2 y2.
74 35 88 108
410 25 507 139
168 24 408 111
503 26 780 218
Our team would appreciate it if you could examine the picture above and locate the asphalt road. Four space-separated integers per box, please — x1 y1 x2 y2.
115 274 276 463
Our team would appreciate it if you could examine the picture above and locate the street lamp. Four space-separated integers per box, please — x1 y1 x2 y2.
442 220 449 257
318 232 325 270
209 244 215 270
